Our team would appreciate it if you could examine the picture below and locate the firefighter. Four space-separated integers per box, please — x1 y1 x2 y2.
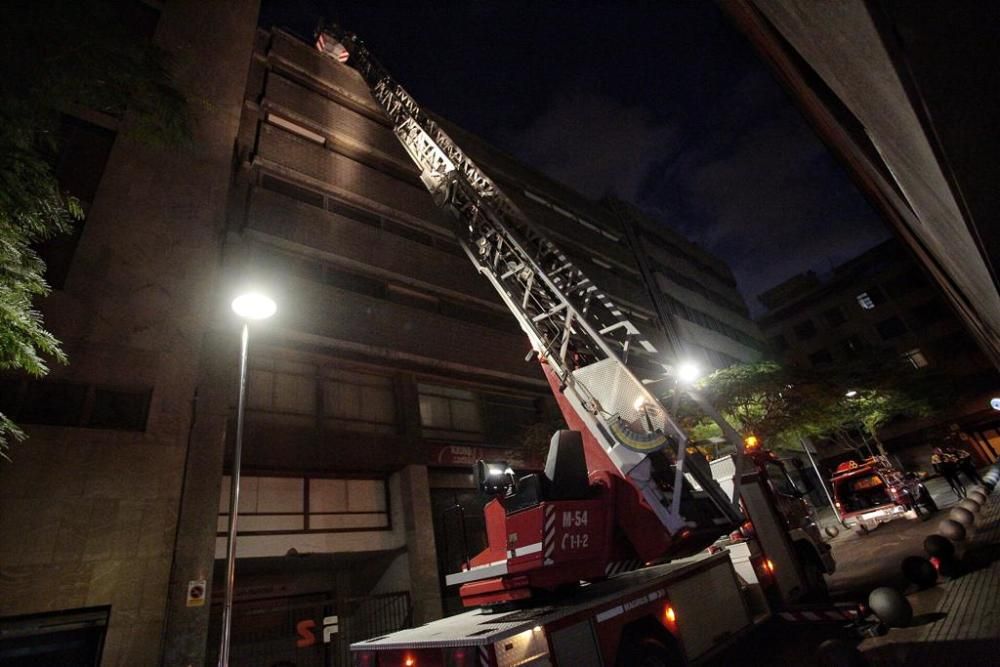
931 447 965 499
948 446 984 486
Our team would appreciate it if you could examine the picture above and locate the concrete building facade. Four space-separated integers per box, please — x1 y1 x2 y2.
0 1 260 665
0 11 762 667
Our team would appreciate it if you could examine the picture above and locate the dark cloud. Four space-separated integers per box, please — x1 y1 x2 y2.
264 0 889 317
499 90 679 202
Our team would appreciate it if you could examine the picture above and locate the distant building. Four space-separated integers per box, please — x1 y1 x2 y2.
0 15 760 667
756 239 1000 465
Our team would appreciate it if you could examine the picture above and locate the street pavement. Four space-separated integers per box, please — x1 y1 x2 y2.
705 474 999 666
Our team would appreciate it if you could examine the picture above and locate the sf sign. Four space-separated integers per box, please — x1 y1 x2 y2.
296 615 339 647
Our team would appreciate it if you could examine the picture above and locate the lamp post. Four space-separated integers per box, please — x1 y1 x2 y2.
219 292 276 667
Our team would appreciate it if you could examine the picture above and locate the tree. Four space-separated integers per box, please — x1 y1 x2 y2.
686 354 951 460
0 1 189 457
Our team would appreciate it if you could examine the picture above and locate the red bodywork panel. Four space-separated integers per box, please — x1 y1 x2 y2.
456 360 690 607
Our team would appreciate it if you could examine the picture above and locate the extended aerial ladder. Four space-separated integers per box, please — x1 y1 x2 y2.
316 26 742 605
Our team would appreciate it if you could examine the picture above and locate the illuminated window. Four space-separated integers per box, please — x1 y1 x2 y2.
856 292 876 310
903 348 929 369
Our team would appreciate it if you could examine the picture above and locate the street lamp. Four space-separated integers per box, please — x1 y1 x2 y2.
675 361 702 385
845 389 858 398
219 291 276 667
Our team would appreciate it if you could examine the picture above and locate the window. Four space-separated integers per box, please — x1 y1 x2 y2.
856 286 886 310
322 369 397 434
769 334 788 352
841 335 867 357
19 381 88 427
324 266 386 299
248 360 398 434
418 383 482 441
87 388 151 430
876 316 907 340
260 173 324 208
0 379 150 431
903 348 929 369
482 393 543 447
909 299 950 326
823 307 847 327
387 283 439 312
793 320 817 340
808 349 833 366
218 475 390 534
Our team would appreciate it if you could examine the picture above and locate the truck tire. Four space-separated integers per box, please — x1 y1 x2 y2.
616 621 683 667
797 543 829 600
618 638 675 667
917 487 938 518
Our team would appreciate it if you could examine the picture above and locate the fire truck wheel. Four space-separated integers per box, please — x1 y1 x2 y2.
916 487 938 517
797 543 829 599
616 622 683 667
618 638 674 667
855 524 870 536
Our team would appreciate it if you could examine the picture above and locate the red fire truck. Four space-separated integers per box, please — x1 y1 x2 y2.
314 24 836 665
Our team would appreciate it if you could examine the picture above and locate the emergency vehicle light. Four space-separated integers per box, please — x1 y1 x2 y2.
664 605 677 624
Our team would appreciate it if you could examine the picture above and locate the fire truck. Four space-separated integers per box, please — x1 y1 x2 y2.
314 24 835 666
831 457 936 534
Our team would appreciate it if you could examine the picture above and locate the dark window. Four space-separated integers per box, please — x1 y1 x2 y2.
87 388 150 431
386 284 438 312
876 316 907 340
324 266 386 299
383 220 433 246
769 335 788 352
37 116 117 289
908 299 950 327
841 335 867 357
327 196 381 228
0 378 22 416
434 238 467 258
260 174 324 208
793 320 817 340
823 307 847 327
19 381 88 427
439 301 516 332
808 349 833 366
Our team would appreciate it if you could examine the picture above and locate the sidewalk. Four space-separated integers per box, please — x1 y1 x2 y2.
859 483 1000 665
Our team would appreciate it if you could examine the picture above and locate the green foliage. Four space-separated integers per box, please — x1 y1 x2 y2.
688 354 950 458
0 1 189 457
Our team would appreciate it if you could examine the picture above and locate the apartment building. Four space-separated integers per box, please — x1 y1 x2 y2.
0 10 763 666
757 240 999 465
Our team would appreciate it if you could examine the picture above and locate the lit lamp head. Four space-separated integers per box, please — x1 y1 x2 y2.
231 292 277 321
475 459 516 497
676 361 702 385
845 389 858 398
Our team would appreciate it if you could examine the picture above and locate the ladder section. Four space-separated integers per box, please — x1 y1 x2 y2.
316 26 739 537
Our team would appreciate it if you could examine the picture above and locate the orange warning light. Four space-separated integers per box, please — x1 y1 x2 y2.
664 605 677 624
744 435 760 451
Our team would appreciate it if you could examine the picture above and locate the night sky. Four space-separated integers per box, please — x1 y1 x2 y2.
260 1 889 315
